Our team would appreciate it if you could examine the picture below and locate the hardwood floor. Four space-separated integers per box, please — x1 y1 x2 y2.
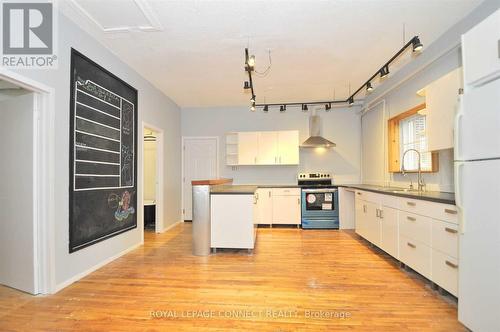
0 223 465 331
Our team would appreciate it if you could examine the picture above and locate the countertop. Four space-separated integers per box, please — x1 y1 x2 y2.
210 185 258 195
192 178 233 186
338 184 455 205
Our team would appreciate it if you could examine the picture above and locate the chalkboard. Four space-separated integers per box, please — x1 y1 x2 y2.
69 49 138 253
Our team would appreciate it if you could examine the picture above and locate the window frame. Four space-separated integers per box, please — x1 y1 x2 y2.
387 103 439 173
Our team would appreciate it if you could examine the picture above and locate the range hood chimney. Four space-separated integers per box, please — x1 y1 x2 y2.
301 110 336 148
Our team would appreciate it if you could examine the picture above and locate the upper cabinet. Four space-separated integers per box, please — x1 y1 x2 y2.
461 9 500 87
424 67 463 151
226 130 299 166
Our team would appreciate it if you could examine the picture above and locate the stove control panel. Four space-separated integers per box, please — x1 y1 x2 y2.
297 172 332 180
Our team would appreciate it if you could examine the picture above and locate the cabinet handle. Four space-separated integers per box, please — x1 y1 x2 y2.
363 205 367 213
357 192 362 196
407 202 416 207
379 209 384 219
407 216 416 221
407 242 416 249
445 260 458 269
444 209 457 215
297 197 300 205
376 209 380 218
268 191 271 198
445 227 458 234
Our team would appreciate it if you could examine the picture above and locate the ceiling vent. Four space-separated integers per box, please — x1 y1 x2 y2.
69 0 163 33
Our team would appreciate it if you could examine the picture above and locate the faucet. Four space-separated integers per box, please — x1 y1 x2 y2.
401 149 426 192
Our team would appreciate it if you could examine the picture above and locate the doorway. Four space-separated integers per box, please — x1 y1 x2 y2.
182 137 219 221
142 124 164 234
0 80 38 294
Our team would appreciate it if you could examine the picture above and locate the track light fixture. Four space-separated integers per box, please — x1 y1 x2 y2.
380 65 389 79
412 37 423 52
250 105 256 112
245 35 423 112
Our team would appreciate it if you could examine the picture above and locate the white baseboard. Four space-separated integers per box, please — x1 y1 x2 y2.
159 220 182 233
52 242 141 294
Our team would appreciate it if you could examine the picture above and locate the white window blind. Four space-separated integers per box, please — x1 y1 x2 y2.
400 113 432 171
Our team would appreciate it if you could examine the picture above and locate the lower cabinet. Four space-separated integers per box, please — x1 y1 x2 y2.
210 194 257 249
354 189 459 297
255 187 301 225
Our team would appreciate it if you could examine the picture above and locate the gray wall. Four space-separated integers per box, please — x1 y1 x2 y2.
181 106 362 185
361 0 499 192
11 12 182 289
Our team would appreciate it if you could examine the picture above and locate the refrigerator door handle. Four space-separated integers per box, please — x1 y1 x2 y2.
455 162 465 234
454 96 464 161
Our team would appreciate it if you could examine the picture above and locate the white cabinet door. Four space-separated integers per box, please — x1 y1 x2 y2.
426 68 462 151
379 206 399 258
257 132 278 165
462 9 500 87
256 188 273 224
238 132 258 165
365 201 381 246
355 198 369 239
278 130 299 165
272 194 301 225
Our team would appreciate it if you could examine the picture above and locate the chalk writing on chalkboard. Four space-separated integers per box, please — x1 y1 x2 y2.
73 79 135 191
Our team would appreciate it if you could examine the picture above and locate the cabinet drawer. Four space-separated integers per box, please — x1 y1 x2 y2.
382 194 399 209
432 249 458 296
432 221 459 258
399 212 432 246
355 190 381 204
272 188 300 196
399 198 458 224
399 235 431 279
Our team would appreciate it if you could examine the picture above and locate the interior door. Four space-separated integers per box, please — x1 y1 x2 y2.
0 93 37 294
183 137 218 220
257 132 278 164
278 131 299 164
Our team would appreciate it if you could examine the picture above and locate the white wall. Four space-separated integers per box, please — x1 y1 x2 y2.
143 139 157 202
11 11 182 290
360 0 499 193
0 93 36 294
181 106 361 185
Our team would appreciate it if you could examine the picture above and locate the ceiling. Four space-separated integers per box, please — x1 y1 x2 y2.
60 0 482 108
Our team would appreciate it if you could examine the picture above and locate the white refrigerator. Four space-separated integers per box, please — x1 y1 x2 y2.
455 9 500 332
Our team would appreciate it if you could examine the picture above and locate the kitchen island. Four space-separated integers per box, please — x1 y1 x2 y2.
210 185 258 252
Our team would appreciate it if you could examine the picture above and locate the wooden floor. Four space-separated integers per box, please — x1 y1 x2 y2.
0 223 465 331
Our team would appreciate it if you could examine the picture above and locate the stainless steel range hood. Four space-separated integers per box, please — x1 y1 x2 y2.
301 112 336 148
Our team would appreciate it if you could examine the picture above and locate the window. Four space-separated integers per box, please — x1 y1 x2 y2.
387 103 438 173
400 113 432 171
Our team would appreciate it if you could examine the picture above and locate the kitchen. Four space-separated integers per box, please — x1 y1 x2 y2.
0 1 498 331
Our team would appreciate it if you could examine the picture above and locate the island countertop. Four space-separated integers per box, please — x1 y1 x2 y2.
192 178 233 186
210 185 258 195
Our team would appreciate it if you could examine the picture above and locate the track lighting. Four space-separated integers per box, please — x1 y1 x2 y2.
380 65 389 79
263 105 269 112
412 37 423 52
247 55 255 68
250 95 256 103
250 105 255 112
244 35 423 111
